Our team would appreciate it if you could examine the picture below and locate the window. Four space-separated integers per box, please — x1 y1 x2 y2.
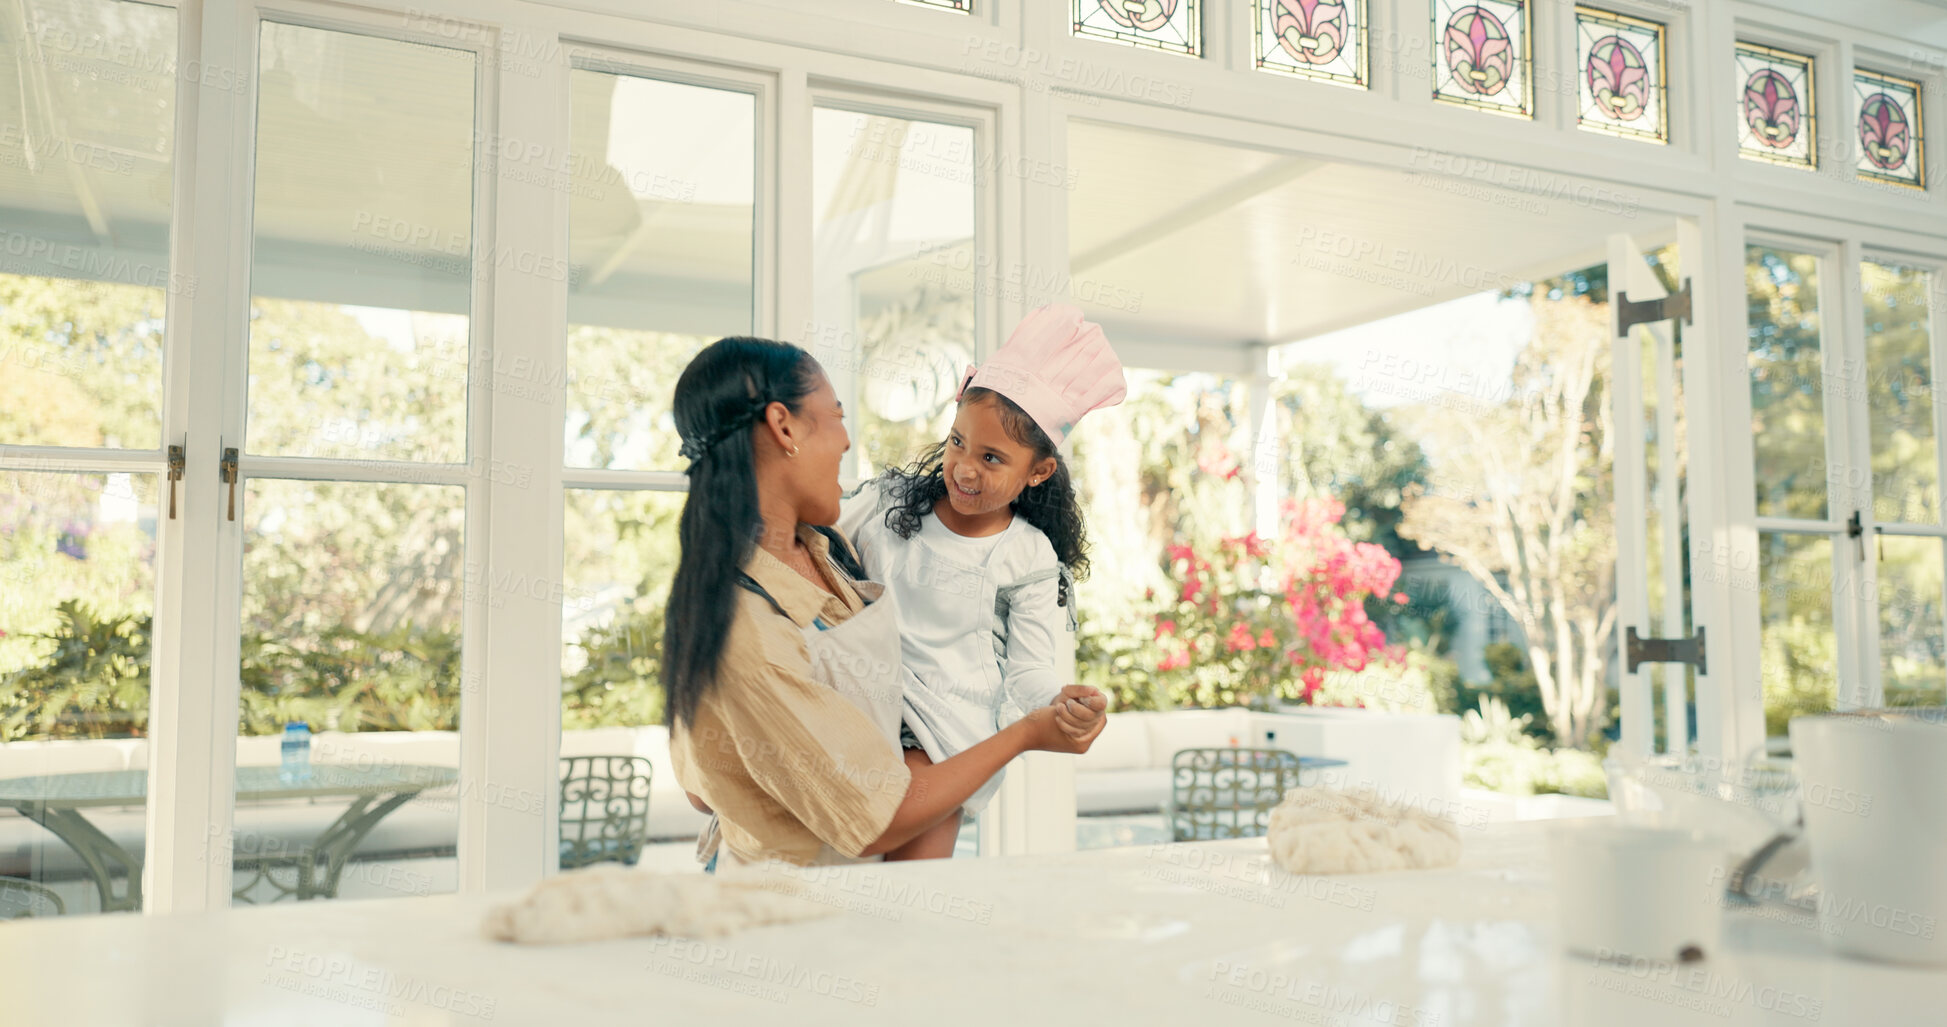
1737 42 1817 169
1575 6 1667 144
1431 0 1531 118
1255 0 1366 89
1072 0 1201 57
234 21 478 904
1855 68 1925 190
810 107 977 480
559 63 760 869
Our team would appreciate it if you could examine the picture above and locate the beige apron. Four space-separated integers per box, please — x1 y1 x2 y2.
695 567 907 872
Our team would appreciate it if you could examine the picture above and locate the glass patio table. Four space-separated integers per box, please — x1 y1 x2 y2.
0 764 457 913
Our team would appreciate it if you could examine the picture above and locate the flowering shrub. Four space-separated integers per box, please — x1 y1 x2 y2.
1150 497 1408 709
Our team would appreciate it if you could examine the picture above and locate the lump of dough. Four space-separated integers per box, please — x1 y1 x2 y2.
483 865 834 945
1266 787 1462 875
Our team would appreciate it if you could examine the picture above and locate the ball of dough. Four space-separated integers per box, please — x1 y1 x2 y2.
484 865 834 945
1266 787 1463 875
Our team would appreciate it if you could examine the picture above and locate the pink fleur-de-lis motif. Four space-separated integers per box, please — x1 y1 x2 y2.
1444 8 1513 97
1587 36 1648 121
1858 94 1911 171
1099 0 1177 33
1743 69 1801 149
1274 0 1347 65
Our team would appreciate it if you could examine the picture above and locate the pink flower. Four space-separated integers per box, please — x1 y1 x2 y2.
1225 623 1257 652
1181 578 1203 604
1155 619 1177 640
1257 628 1275 648
1158 651 1190 672
1393 592 1409 605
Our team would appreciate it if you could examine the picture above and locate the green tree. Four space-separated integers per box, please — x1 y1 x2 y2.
1398 286 1618 748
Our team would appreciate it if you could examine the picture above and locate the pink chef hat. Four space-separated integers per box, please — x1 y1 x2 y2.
956 304 1127 447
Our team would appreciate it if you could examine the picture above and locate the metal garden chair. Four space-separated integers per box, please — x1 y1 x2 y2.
1167 747 1305 842
559 755 653 870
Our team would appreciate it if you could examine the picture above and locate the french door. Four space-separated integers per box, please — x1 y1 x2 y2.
1610 225 1716 761
1746 231 1947 749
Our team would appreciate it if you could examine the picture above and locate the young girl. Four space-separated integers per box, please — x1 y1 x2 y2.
837 303 1127 860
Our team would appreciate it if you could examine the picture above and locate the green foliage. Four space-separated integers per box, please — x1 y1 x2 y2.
1459 696 1609 798
4 595 676 742
1458 642 1556 745
239 622 462 734
1 602 150 740
562 604 667 730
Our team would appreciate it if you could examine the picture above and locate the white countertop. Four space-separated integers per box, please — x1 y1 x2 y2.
0 820 1938 1026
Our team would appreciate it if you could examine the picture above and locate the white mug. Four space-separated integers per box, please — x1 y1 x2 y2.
1789 711 1947 966
1548 820 1726 962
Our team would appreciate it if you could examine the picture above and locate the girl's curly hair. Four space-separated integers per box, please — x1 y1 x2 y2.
877 387 1089 607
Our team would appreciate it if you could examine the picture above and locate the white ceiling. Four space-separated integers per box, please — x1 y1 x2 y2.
1066 120 1673 349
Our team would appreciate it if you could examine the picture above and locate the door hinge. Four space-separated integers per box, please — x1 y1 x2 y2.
1626 625 1707 675
1617 277 1694 333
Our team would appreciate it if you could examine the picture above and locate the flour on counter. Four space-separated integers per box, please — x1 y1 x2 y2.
1266 787 1463 875
484 865 836 945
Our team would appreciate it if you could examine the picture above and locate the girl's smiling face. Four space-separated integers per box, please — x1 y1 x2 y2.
941 395 1058 523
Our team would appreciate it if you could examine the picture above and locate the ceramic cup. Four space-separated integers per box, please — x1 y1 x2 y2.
1789 711 1947 966
1548 820 1726 963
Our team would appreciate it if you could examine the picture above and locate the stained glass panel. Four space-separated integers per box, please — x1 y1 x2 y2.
1736 42 1816 169
1072 0 1200 57
1255 0 1366 89
1431 1 1530 118
1856 68 1925 189
899 0 971 10
1575 6 1665 143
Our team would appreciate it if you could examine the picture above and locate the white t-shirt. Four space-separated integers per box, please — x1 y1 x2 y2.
836 478 1068 811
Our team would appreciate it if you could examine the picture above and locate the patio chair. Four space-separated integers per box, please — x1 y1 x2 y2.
0 877 66 919
1167 748 1304 842
559 755 653 870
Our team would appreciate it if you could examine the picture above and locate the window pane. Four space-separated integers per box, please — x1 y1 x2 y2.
560 489 687 870
1862 262 1936 525
1855 68 1925 189
1255 0 1366 88
1576 7 1666 143
1432 0 1532 118
811 109 976 479
1759 532 1835 738
1736 42 1817 169
238 480 464 903
564 71 754 471
1072 0 1202 56
1877 535 1946 708
1746 246 1826 520
246 23 475 463
0 470 157 916
0 0 177 450
561 489 681 729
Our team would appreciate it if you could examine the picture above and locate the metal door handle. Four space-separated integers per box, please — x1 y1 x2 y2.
166 442 185 519
221 447 238 521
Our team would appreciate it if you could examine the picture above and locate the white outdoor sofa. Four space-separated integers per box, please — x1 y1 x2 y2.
1 706 1467 884
1072 706 1463 815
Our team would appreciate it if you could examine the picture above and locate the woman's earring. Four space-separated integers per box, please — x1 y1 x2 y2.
788 445 800 458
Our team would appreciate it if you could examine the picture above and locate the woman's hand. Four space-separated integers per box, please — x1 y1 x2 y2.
1024 686 1107 754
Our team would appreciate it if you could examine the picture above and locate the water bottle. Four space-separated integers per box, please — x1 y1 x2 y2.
280 722 312 784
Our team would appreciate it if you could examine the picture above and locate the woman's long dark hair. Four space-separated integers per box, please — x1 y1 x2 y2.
878 387 1089 606
663 337 827 731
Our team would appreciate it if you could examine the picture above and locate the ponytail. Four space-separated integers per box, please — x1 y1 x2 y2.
663 337 820 730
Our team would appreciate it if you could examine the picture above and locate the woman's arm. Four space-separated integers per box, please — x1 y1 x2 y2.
858 688 1104 857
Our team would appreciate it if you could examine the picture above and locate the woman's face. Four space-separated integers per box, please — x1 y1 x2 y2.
941 397 1051 519
783 371 850 526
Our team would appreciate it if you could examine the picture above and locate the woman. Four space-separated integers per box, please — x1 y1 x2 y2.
664 336 1106 870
